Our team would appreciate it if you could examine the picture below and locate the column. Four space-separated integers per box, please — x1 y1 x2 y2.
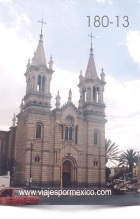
89 88 91 101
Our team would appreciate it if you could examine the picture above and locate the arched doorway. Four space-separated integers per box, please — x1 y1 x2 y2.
62 160 71 187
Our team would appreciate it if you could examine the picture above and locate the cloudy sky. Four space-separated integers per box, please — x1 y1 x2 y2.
0 0 140 154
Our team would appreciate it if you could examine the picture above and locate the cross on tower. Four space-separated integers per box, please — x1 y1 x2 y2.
88 32 95 48
38 18 46 35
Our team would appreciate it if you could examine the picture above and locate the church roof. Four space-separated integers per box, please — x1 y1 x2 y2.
31 33 47 67
61 102 78 111
85 46 98 80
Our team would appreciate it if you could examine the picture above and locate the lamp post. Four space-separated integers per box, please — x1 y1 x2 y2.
54 121 68 191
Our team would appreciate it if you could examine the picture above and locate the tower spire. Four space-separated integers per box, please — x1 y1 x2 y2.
31 18 47 67
85 32 97 79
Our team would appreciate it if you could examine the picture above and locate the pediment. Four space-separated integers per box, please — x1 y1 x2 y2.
60 102 82 124
61 102 78 111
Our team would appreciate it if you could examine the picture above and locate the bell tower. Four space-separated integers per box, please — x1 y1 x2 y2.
78 33 106 112
77 33 107 187
15 20 55 186
24 21 54 111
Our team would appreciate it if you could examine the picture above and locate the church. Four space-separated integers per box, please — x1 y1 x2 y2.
0 26 107 188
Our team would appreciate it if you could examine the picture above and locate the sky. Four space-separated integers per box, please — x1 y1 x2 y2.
0 0 140 154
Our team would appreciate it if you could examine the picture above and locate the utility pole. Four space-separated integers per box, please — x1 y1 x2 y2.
29 143 33 189
60 125 63 191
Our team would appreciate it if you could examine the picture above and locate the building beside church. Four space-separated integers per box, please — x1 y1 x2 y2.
0 29 107 188
0 115 16 176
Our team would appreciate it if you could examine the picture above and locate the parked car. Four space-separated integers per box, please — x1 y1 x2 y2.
0 187 39 205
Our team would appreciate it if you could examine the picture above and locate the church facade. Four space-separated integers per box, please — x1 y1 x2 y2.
10 30 107 188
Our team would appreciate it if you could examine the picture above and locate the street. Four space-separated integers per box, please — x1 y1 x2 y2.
39 193 140 205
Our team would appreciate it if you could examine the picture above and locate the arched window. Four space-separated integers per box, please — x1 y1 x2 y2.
61 128 63 140
32 76 35 90
75 126 78 144
65 116 74 141
65 127 68 140
97 87 99 103
87 87 91 101
36 124 41 139
82 89 85 102
35 155 40 162
94 132 98 145
66 116 73 126
69 127 72 140
93 86 96 102
42 76 45 93
94 160 98 166
37 75 41 92
85 87 87 102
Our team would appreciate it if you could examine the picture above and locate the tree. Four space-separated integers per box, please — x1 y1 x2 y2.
105 139 120 166
118 149 138 173
7 157 18 178
113 167 129 180
0 156 18 177
0 153 8 175
106 167 111 182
